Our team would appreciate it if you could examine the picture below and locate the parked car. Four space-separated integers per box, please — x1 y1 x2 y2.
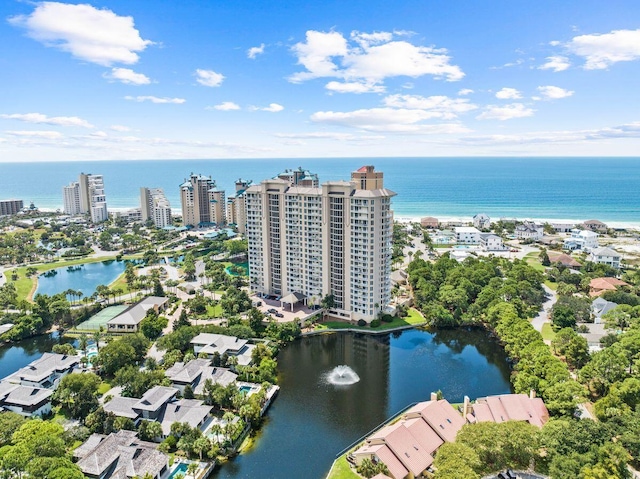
267 308 277 314
275 312 284 318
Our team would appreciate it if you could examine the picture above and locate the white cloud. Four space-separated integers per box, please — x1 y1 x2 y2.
110 125 131 132
125 96 186 104
382 94 477 118
566 29 640 69
105 67 151 85
195 69 225 87
476 103 535 121
6 130 63 139
289 30 464 90
9 2 152 66
495 88 522 100
539 55 571 72
325 81 385 94
1 112 93 128
251 103 284 112
537 85 574 100
247 43 265 59
275 132 384 141
311 107 469 133
549 40 561 47
210 102 241 111
458 89 474 96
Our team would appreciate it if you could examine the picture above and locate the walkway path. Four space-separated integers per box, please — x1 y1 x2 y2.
531 284 558 333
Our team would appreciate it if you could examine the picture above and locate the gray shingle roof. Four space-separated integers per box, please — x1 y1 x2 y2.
107 296 169 327
2 352 80 385
160 399 212 436
103 396 140 419
133 386 178 412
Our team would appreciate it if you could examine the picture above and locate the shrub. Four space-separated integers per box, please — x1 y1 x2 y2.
357 319 367 327
381 314 394 323
370 319 381 328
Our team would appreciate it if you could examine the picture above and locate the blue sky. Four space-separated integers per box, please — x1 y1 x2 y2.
1 0 640 161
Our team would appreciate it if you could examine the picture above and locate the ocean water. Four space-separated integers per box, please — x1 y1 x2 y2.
1 157 639 224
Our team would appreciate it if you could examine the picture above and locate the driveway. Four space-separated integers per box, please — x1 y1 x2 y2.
531 284 558 332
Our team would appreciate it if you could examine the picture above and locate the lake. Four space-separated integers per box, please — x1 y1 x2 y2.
0 332 76 379
212 328 512 479
35 259 127 298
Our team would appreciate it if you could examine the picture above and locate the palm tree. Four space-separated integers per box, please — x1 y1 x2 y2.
93 327 103 353
79 334 89 358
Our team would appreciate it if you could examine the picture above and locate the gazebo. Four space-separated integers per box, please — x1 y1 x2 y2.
280 292 307 311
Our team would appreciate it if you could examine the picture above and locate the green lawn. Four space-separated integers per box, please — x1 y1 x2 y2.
541 322 556 341
326 455 359 479
314 308 426 332
98 382 111 395
524 254 546 272
544 280 558 291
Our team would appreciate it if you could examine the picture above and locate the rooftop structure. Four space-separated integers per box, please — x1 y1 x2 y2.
2 352 80 389
589 277 630 297
190 333 255 366
469 393 549 428
159 399 212 437
107 296 169 333
165 358 238 393
75 430 169 479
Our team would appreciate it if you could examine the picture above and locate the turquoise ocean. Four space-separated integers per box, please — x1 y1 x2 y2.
1 157 639 225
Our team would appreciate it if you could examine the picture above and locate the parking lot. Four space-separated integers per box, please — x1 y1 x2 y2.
251 294 319 324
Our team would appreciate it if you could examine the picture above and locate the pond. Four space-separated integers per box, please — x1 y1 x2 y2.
212 328 512 479
0 332 76 378
35 259 128 298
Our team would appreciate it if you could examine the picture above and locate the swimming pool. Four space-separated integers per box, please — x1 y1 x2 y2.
238 385 252 394
167 462 188 479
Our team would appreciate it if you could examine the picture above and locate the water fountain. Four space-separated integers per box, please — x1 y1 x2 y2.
325 365 360 386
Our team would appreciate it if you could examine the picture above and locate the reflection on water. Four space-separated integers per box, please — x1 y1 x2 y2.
212 328 512 479
0 332 76 378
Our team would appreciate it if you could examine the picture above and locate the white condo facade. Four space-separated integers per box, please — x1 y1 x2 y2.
246 166 395 323
79 173 109 223
63 182 82 215
140 187 172 228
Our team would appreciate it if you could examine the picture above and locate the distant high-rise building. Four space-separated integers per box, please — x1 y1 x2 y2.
140 187 172 228
78 173 108 223
0 199 23 217
62 182 82 215
226 179 252 234
246 165 395 323
179 173 226 227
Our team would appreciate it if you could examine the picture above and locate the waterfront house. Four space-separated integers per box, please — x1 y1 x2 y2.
0 382 53 417
74 430 169 479
454 226 481 244
2 352 80 389
106 296 169 333
589 277 630 297
159 399 213 438
563 229 599 252
473 213 491 230
480 233 508 252
515 222 543 241
420 217 439 229
469 393 549 428
190 333 256 366
583 219 608 232
589 246 622 269
103 386 178 424
165 358 238 394
551 221 577 233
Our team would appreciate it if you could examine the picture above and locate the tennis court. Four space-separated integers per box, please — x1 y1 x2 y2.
76 305 129 331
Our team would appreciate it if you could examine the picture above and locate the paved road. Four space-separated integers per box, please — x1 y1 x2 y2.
531 284 558 332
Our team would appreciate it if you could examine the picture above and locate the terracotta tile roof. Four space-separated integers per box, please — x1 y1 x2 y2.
404 399 466 443
589 277 630 296
548 252 581 268
472 394 549 428
373 444 409 479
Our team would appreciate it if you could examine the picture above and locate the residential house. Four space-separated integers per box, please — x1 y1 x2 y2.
3 352 80 389
589 277 629 297
563 229 599 252
515 222 543 241
591 297 618 324
480 233 508 252
0 382 53 417
106 296 169 333
444 218 464 228
159 399 212 438
165 358 238 394
74 430 169 479
589 247 622 269
103 386 178 423
547 251 582 269
420 217 439 229
190 333 256 366
551 221 577 233
454 226 481 245
473 213 491 230
469 393 549 428
583 219 608 232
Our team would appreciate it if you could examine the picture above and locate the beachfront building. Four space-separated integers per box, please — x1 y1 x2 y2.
74 430 169 479
63 182 82 215
0 199 24 217
140 187 172 228
78 173 108 223
589 246 622 269
245 165 395 323
551 221 577 233
473 213 491 230
563 229 599 251
583 219 608 232
454 226 481 244
106 296 169 333
180 173 226 227
227 179 252 234
420 216 439 229
515 221 544 241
